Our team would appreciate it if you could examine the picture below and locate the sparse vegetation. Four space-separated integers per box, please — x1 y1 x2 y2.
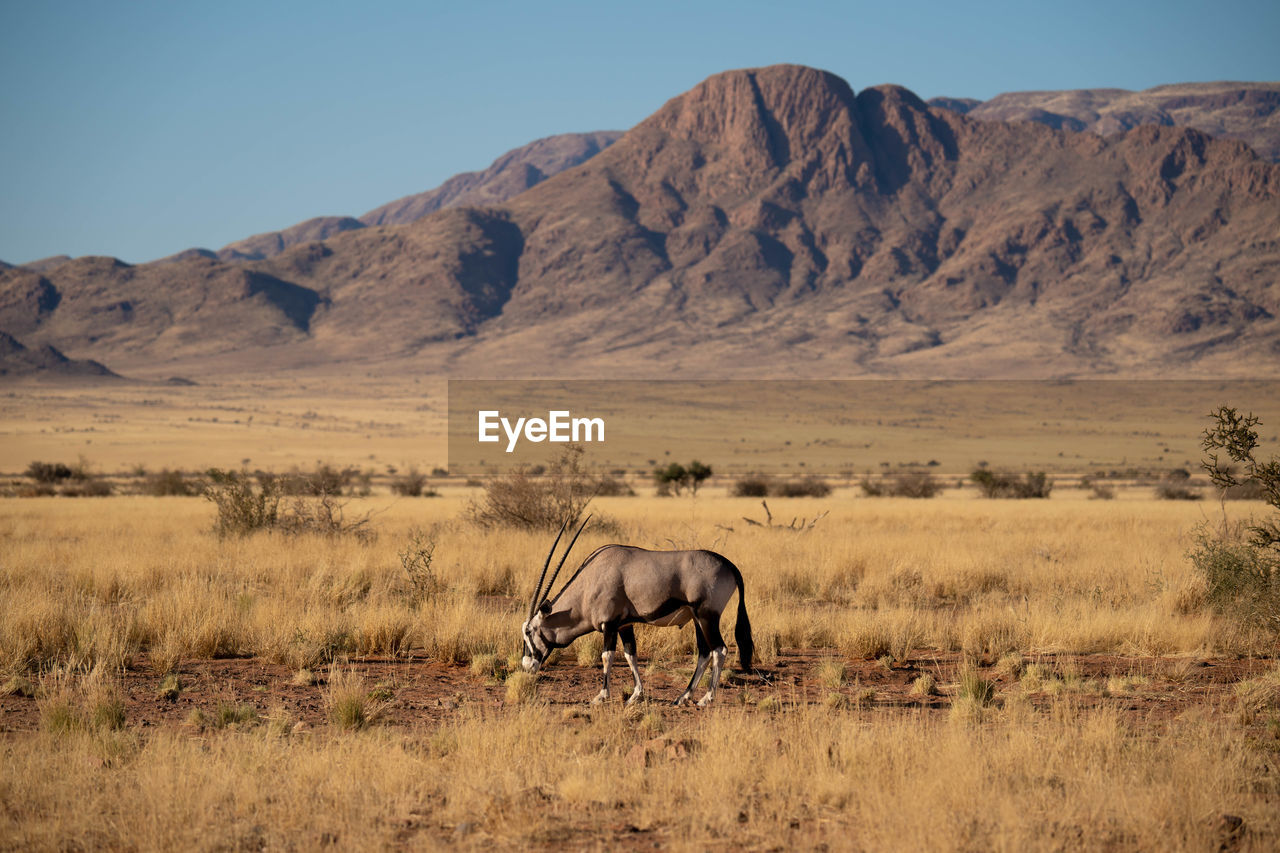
860 470 942 498
971 469 1053 499
1192 407 1280 635
466 444 599 529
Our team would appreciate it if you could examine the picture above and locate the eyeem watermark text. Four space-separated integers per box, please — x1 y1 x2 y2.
478 410 605 453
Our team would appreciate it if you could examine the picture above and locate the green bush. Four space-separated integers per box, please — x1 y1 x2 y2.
1193 407 1280 635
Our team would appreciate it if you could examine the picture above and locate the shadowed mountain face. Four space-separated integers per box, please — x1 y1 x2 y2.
929 82 1280 162
3 65 1278 379
0 331 118 378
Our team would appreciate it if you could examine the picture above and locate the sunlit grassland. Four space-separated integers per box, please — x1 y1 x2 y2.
2 492 1278 850
0 492 1263 676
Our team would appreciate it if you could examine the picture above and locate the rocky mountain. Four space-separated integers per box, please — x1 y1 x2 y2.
360 130 623 226
191 131 623 264
3 65 1277 380
930 81 1280 161
0 331 118 378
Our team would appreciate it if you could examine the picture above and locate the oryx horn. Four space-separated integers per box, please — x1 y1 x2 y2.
542 514 592 603
530 519 569 619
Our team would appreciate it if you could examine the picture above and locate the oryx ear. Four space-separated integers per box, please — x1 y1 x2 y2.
537 600 552 615
542 610 576 629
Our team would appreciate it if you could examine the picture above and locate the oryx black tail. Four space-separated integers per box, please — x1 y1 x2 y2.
728 561 753 670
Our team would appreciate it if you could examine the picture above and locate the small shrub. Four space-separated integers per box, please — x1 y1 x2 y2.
1 676 36 698
733 475 773 498
1189 523 1280 634
1223 479 1267 501
505 671 539 705
858 478 884 497
1156 482 1202 501
971 469 1052 499
41 697 81 735
26 461 73 483
58 479 113 497
774 476 832 498
204 469 282 536
574 633 605 667
144 469 198 497
399 528 439 604
391 467 435 497
863 471 942 498
91 697 126 731
277 492 375 541
593 475 634 497
909 673 939 697
469 652 507 681
466 444 597 530
815 660 847 689
956 664 996 706
156 674 182 702
1090 484 1115 500
325 668 374 730
215 702 259 729
890 470 941 498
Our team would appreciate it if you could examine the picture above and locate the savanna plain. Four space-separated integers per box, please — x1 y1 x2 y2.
2 381 1279 851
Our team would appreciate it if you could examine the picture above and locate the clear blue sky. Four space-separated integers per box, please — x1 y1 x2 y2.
2 0 1277 265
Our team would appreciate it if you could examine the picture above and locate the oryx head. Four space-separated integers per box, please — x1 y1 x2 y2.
521 515 591 673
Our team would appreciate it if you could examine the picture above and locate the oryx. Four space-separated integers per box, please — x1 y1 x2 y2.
520 516 753 706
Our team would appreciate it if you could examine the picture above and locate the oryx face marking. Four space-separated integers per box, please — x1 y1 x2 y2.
520 615 550 673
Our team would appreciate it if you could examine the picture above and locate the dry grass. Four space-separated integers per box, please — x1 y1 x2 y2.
0 495 1257 675
2 492 1278 847
0 701 1276 850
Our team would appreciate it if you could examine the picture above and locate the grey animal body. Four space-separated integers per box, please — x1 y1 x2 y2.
521 519 753 706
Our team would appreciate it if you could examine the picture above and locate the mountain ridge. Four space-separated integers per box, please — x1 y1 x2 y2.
3 65 1277 380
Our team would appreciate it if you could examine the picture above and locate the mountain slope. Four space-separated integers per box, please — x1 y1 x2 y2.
360 130 623 226
188 131 623 265
5 65 1277 379
0 331 119 378
929 81 1280 161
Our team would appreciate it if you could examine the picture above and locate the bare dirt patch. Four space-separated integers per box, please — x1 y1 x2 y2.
3 649 1271 735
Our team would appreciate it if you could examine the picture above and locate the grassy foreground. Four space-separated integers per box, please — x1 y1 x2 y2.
1 491 1279 849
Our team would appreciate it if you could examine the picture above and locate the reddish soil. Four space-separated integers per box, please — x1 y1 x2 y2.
2 650 1272 734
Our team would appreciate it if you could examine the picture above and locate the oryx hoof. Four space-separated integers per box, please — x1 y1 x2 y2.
697 694 715 707
673 693 691 707
590 690 609 705
624 692 642 707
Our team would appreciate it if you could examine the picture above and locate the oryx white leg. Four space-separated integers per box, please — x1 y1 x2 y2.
675 652 712 706
623 649 643 705
697 647 728 707
592 649 614 704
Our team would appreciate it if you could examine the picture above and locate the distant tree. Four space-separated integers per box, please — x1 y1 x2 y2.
653 461 713 496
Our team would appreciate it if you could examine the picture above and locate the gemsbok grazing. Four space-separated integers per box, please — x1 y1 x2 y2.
520 516 753 706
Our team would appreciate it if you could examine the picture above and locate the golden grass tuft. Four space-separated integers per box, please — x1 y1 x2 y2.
504 671 538 705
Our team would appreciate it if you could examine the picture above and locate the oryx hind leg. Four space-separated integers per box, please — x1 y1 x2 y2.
696 617 728 707
619 625 644 705
592 624 618 705
675 622 712 706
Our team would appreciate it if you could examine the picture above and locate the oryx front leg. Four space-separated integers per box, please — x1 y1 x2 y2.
592 624 618 705
619 625 643 706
